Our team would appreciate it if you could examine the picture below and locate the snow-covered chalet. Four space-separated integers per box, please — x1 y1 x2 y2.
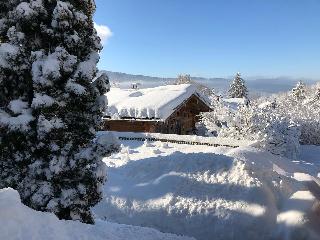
103 84 211 135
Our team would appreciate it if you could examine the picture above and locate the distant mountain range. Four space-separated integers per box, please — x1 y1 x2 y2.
104 71 318 96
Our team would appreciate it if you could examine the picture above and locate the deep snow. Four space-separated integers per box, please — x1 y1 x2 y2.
1 135 319 240
94 138 320 240
0 188 193 240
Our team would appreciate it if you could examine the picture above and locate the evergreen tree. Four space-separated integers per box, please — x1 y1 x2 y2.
291 81 306 101
228 72 248 98
0 0 34 190
0 0 119 223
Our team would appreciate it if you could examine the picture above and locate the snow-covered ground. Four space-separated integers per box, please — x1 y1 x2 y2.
0 188 193 240
94 138 320 240
1 135 319 240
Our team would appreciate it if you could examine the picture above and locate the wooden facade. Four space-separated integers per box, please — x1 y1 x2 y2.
103 94 211 135
103 119 161 133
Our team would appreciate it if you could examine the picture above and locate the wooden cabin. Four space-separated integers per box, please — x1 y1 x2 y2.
103 84 212 135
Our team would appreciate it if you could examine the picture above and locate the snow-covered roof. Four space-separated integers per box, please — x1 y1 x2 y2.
105 84 209 120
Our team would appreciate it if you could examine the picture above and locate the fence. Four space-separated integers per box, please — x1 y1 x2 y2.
98 131 254 148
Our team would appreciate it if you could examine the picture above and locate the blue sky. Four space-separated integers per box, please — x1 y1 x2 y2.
94 0 320 79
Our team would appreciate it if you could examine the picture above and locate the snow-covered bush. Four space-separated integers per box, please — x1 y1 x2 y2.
270 83 320 145
312 87 320 102
202 81 320 157
0 0 119 223
200 99 234 137
201 100 301 158
247 107 301 159
257 82 320 149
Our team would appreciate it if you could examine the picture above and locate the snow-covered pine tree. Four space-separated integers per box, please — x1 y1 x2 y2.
0 0 119 223
0 0 35 190
291 81 306 101
228 72 248 98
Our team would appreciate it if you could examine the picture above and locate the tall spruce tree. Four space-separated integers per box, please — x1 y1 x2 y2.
228 72 248 98
0 0 119 223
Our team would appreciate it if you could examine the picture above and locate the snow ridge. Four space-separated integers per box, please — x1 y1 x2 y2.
0 188 193 240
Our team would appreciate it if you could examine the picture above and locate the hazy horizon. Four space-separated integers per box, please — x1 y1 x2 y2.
103 69 319 82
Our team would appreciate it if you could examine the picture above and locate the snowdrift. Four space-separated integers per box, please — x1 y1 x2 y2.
94 140 320 240
0 188 193 240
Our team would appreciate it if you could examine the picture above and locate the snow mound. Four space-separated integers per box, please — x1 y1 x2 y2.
94 142 320 240
0 188 193 240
